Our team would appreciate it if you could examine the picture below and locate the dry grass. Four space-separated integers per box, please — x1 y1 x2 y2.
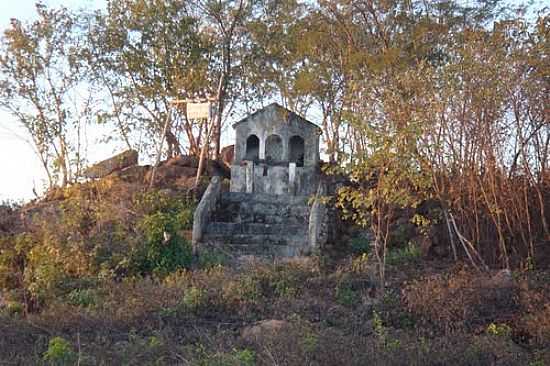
1 258 549 365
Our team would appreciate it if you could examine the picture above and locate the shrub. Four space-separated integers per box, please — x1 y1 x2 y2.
350 235 371 255
335 281 359 307
134 211 193 275
191 346 256 366
198 249 227 269
66 288 97 307
486 322 512 337
181 286 206 311
43 337 76 365
0 233 36 291
385 243 421 266
131 190 194 275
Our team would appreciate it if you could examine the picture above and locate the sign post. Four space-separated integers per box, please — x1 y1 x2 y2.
169 98 218 188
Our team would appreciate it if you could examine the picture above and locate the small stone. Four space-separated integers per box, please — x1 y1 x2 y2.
485 269 515 289
241 320 289 342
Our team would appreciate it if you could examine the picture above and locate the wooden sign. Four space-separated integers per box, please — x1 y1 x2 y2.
186 102 211 120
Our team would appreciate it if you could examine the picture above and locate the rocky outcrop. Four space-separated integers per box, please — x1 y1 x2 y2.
83 150 139 179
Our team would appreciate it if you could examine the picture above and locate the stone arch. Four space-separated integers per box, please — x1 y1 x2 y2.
265 134 283 163
245 134 260 161
289 135 305 167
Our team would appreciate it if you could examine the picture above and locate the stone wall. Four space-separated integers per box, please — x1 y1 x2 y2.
308 183 329 252
192 176 222 253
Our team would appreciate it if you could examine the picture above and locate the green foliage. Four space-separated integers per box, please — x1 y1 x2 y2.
350 235 371 255
0 187 196 311
0 233 35 290
385 244 422 266
193 345 256 366
24 245 67 302
486 323 512 337
181 286 206 312
43 337 76 365
232 348 256 366
2 300 24 316
335 281 359 307
66 288 97 307
134 211 193 275
198 249 227 269
131 190 195 275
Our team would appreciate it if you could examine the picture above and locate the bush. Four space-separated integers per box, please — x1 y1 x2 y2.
134 211 193 275
350 235 371 255
66 288 97 307
386 244 421 265
0 233 36 291
198 249 227 269
43 337 76 365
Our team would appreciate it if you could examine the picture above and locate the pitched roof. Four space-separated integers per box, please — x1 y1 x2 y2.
232 103 321 131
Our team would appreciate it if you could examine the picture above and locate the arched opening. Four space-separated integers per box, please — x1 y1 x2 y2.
289 135 305 167
265 134 283 163
245 134 260 161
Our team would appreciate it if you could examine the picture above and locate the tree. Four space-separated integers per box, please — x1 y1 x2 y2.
191 0 255 160
0 3 90 188
88 0 210 158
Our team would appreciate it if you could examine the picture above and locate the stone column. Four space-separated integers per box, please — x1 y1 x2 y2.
289 162 296 195
259 135 266 160
245 161 254 193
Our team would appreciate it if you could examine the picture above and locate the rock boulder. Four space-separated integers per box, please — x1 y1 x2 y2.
241 319 289 343
83 150 139 179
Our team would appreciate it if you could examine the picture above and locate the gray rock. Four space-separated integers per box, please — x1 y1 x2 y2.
83 150 138 179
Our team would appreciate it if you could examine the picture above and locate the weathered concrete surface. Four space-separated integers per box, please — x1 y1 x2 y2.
83 150 138 179
229 103 321 197
192 176 222 253
308 183 329 253
233 103 321 166
196 191 311 258
230 163 318 196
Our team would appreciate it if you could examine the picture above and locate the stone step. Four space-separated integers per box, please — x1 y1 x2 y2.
212 206 309 224
205 222 307 236
238 213 308 225
198 241 303 257
210 216 306 225
221 192 310 207
201 233 306 246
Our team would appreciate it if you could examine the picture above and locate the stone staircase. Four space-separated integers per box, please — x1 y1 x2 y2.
197 192 311 257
